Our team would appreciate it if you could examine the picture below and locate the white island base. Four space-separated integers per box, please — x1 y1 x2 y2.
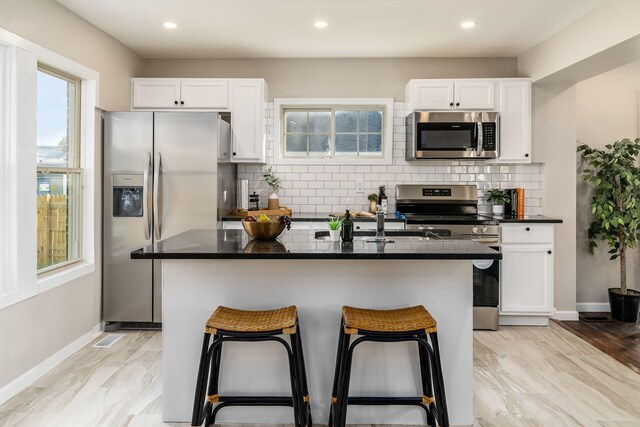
162 259 473 426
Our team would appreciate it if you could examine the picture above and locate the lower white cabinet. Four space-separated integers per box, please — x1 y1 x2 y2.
499 224 555 325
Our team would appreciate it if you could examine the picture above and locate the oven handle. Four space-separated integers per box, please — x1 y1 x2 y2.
476 121 484 156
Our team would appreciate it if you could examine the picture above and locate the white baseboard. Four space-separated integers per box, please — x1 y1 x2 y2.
576 302 610 312
0 323 102 406
551 310 580 321
499 315 550 326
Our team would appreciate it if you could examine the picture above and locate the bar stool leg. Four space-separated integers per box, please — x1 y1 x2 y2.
328 318 347 427
290 319 312 426
191 332 212 426
336 333 355 427
205 335 223 426
418 335 437 427
429 332 449 427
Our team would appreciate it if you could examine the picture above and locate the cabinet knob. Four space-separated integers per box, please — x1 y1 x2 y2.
232 152 237 156
525 153 530 158
547 250 552 255
455 102 460 107
174 101 178 105
356 226 360 230
525 227 530 231
180 100 184 105
449 102 454 107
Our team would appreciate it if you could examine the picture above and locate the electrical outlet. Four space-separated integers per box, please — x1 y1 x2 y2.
355 180 364 193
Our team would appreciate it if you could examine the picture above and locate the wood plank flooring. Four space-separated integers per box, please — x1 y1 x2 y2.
2 322 640 426
553 313 640 374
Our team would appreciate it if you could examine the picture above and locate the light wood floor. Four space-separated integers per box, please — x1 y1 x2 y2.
2 322 640 426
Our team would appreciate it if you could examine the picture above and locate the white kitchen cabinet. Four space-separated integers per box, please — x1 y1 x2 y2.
132 79 181 109
497 80 531 163
131 78 230 110
499 224 554 325
230 79 267 164
407 79 495 110
180 79 229 109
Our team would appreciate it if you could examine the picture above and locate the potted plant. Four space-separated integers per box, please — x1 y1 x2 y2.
327 217 342 242
487 188 509 215
367 193 378 214
262 166 282 210
578 138 640 322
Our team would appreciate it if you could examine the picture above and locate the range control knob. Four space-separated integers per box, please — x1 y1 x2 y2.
471 226 479 234
480 226 488 234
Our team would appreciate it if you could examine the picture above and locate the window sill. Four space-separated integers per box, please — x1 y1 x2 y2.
37 261 95 294
273 156 393 166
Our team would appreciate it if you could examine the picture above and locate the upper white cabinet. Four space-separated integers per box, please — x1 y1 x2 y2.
132 78 229 110
407 79 495 110
230 79 267 164
497 80 531 163
132 79 181 109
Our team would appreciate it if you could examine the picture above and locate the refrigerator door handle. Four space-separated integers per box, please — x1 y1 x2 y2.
143 152 151 240
154 152 162 240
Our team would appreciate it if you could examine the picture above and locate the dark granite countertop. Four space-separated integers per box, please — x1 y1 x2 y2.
131 229 501 260
221 213 405 222
481 215 563 224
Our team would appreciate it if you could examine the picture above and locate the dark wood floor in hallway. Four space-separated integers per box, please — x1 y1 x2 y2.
554 313 640 374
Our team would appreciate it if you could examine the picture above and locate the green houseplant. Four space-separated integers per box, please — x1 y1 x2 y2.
487 188 510 216
327 217 343 242
367 193 378 214
578 138 640 322
262 166 282 210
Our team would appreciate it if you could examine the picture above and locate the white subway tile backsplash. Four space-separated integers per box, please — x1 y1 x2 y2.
238 103 545 215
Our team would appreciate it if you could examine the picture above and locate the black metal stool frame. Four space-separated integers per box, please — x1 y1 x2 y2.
329 318 449 427
191 318 312 427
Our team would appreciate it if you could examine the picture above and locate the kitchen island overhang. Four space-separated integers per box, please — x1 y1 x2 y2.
132 229 500 426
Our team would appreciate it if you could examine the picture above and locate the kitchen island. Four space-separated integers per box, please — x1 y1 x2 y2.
132 229 501 426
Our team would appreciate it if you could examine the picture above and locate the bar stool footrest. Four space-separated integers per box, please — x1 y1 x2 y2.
347 396 427 406
217 395 294 406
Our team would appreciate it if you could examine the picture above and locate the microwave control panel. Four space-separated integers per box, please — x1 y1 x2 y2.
482 123 497 151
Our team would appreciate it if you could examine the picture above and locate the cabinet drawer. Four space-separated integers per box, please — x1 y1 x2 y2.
501 224 553 244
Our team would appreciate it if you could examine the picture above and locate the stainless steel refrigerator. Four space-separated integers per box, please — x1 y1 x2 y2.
103 112 235 326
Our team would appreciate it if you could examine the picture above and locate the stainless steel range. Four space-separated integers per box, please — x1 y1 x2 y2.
396 184 500 330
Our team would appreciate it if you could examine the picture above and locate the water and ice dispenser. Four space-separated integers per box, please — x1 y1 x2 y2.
112 174 143 217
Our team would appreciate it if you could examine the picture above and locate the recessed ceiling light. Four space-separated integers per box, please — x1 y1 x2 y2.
314 21 328 29
460 21 476 29
163 22 178 29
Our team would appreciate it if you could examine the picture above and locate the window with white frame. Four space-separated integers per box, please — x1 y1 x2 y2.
36 65 83 273
275 99 393 164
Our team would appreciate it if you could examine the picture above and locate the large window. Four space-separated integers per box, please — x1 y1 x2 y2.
36 65 82 272
275 98 393 164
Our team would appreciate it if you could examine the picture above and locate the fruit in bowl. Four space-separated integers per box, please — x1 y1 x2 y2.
241 215 291 240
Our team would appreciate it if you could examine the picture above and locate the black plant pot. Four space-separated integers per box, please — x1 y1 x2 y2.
608 288 640 322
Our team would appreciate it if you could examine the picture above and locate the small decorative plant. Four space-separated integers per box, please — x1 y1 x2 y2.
327 217 342 242
487 188 509 215
263 166 282 194
578 138 640 321
367 193 378 214
262 166 282 210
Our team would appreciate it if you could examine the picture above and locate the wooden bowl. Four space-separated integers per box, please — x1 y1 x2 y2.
241 219 286 240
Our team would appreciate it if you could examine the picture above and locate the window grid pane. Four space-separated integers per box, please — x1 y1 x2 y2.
282 107 384 159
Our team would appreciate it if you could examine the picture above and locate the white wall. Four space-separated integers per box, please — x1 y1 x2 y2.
576 60 640 305
0 0 143 391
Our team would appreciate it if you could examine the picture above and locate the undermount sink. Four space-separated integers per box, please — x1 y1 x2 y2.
314 230 440 241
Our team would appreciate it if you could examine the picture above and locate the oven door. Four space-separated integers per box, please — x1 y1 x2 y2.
415 121 478 158
473 248 500 331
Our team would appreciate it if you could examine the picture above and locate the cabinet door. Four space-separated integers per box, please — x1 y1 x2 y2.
132 79 181 109
498 81 531 163
412 80 455 110
500 244 553 314
231 79 266 163
180 80 229 109
454 81 495 110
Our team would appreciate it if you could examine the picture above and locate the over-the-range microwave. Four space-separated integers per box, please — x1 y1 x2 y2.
405 111 499 160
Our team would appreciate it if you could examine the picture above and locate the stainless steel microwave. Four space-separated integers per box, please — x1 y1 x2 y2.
405 111 499 160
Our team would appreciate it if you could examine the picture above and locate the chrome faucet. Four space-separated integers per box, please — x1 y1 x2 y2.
376 206 385 239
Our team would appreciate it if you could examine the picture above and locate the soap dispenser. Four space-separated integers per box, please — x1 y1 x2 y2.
341 209 354 242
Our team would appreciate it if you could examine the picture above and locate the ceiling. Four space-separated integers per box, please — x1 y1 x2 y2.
57 0 608 59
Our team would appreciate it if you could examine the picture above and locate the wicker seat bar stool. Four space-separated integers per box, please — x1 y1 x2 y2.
191 305 312 427
328 305 449 427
